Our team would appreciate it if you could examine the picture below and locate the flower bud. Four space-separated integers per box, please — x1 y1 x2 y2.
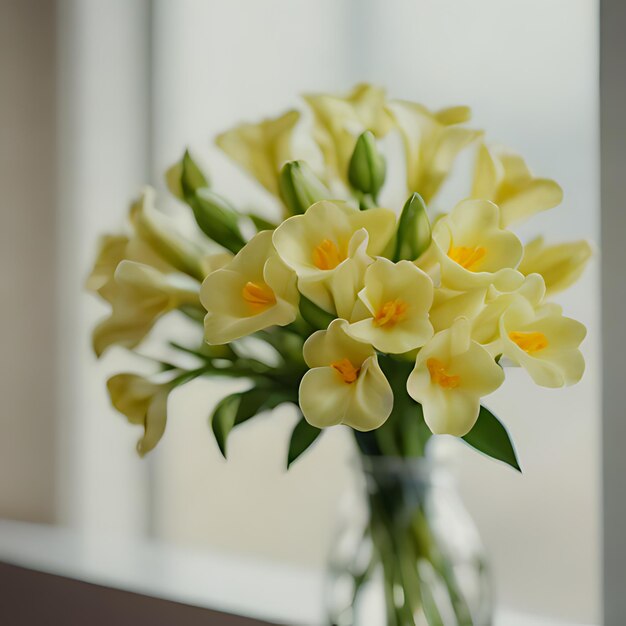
348 131 386 199
393 193 432 261
165 150 209 200
191 188 245 253
279 160 330 215
181 150 209 194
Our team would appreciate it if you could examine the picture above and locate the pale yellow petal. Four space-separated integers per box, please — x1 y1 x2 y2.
519 237 592 295
86 234 129 298
302 319 374 369
200 231 298 344
107 374 170 456
471 143 500 199
299 367 352 428
304 84 395 181
499 179 563 227
471 145 563 227
346 258 434 353
345 356 393 431
430 287 487 333
216 110 300 195
422 387 481 437
348 316 434 354
500 300 586 387
130 187 206 280
138 388 169 456
433 199 523 290
107 374 157 424
390 100 481 201
407 319 504 436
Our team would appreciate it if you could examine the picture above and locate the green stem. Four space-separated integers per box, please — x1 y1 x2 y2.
411 513 474 625
362 462 478 626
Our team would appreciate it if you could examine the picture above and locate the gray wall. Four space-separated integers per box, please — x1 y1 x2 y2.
601 1 626 624
0 0 57 522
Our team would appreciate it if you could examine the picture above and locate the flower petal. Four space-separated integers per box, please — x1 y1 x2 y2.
345 356 393 431
299 367 352 428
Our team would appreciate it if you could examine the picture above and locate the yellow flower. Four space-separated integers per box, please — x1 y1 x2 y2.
304 84 395 183
93 261 200 357
107 373 171 456
201 231 299 344
86 234 132 302
432 199 524 291
87 188 208 306
471 273 546 353
216 109 300 196
272 200 396 317
128 187 208 281
471 144 563 227
407 318 504 436
299 319 393 431
389 101 482 202
518 236 592 295
429 286 487 333
499 299 586 387
346 258 434 354
200 251 234 277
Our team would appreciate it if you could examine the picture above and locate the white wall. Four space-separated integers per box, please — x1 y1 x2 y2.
56 0 153 535
143 1 600 624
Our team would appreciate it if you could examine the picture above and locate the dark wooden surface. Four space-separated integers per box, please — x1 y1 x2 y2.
0 562 279 626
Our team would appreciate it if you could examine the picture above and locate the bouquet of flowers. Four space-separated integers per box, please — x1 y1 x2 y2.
88 84 591 625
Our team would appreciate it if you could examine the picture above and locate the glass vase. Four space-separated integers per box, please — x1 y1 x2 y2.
326 456 493 626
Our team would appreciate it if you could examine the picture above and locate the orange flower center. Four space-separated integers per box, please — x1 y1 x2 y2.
331 358 360 384
448 245 486 271
509 330 548 353
373 299 408 327
313 239 345 270
427 358 460 389
241 281 276 310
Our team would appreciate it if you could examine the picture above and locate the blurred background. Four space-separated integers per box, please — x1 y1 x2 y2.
0 0 603 624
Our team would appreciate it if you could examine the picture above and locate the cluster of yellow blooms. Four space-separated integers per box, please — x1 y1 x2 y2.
88 84 590 465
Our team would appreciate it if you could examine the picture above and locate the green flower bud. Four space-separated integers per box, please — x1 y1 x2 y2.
279 160 329 215
181 150 209 196
393 193 432 261
168 151 244 253
348 131 386 199
191 188 245 254
165 150 209 200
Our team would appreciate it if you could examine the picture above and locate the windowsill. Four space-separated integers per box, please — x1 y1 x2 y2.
0 519 592 626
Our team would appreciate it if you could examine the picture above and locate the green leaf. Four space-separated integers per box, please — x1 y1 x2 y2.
287 417 322 468
190 188 246 253
211 393 242 458
462 406 521 472
299 295 334 330
211 387 294 459
236 387 294 425
393 193 432 261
